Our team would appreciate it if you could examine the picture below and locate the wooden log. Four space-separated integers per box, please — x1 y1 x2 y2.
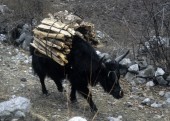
34 37 62 50
33 29 65 40
63 48 70 54
33 40 68 63
37 24 72 37
35 36 70 49
30 43 65 66
41 18 76 35
34 37 71 54
48 39 70 49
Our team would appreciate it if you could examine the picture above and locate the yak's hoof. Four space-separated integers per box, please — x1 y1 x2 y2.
90 106 98 112
70 97 77 103
42 90 49 96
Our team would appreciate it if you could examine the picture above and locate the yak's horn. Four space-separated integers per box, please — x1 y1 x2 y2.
115 50 130 62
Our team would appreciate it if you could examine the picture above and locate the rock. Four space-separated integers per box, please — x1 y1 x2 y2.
153 115 163 119
155 67 165 77
151 102 162 108
141 98 151 105
146 81 155 87
96 30 105 39
165 75 170 81
124 102 133 107
0 97 31 120
0 5 13 15
107 115 122 121
159 91 165 97
14 111 25 118
68 116 87 121
137 59 148 70
138 105 144 110
128 64 139 73
138 65 155 78
166 98 170 104
133 78 146 84
119 58 131 67
0 34 7 42
131 86 140 93
164 92 170 99
156 76 168 85
20 78 27 82
125 72 136 82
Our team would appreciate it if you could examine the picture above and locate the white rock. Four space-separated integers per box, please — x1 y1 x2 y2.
0 97 31 120
155 67 165 76
142 98 151 103
119 58 131 67
68 116 87 121
0 34 7 41
159 91 165 96
166 98 170 104
128 64 139 72
151 102 162 108
107 115 122 121
146 81 155 87
165 92 170 99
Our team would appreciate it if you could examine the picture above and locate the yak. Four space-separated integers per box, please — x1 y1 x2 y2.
30 35 129 112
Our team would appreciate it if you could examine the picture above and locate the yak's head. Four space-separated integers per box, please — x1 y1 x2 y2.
99 50 129 99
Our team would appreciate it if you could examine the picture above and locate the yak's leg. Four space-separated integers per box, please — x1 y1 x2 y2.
77 86 98 112
53 80 63 92
39 75 48 95
70 86 77 102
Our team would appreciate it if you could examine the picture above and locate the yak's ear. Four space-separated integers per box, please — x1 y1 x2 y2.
99 56 106 68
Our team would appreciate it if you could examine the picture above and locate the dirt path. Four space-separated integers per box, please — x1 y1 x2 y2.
0 42 170 121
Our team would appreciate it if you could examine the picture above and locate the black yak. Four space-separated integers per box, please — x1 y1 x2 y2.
30 35 129 112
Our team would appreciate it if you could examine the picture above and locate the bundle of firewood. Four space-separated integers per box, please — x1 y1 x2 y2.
30 10 99 66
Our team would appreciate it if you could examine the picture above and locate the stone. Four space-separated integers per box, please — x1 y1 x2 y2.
138 65 155 78
20 78 27 82
96 30 105 39
159 91 165 97
125 72 136 82
68 116 87 121
141 98 151 106
0 97 31 120
156 76 168 85
155 67 165 77
151 102 162 108
119 58 132 67
166 98 170 104
138 60 148 70
128 64 139 73
107 115 122 121
146 81 155 87
164 92 170 99
0 34 7 42
133 78 146 84
165 75 170 81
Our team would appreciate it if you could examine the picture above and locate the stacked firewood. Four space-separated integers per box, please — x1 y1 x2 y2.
30 10 99 66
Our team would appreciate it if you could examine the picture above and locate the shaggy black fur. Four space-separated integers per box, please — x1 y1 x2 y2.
30 35 123 112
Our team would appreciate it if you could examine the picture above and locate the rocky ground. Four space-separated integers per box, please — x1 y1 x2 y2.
0 42 170 121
